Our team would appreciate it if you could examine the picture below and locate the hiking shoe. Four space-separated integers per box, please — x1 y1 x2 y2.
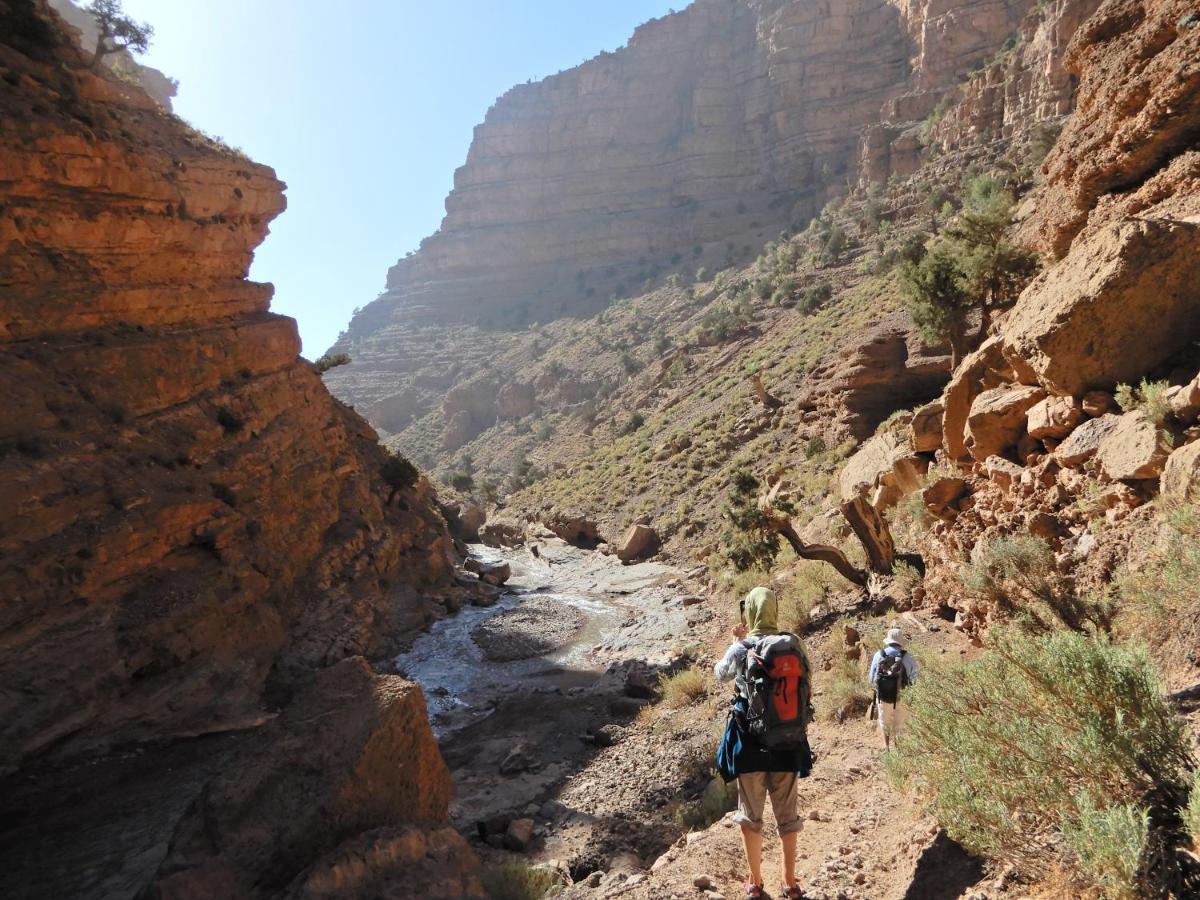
779 885 806 900
744 882 765 899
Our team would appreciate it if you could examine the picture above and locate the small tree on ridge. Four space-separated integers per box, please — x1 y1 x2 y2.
85 0 153 69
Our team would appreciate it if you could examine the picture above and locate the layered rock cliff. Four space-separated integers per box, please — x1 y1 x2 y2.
322 0 1100 463
1 6 473 895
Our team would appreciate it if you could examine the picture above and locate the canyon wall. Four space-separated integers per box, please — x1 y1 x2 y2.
324 0 1072 453
0 4 479 895
0 0 456 770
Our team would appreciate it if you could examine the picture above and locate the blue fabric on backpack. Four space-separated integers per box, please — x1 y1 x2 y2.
716 696 813 783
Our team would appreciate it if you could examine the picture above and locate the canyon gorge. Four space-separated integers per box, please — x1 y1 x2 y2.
3 0 1200 897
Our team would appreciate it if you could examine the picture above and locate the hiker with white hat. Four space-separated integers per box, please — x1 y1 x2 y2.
867 628 919 750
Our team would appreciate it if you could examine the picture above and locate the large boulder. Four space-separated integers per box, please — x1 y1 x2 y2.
1056 414 1121 467
479 516 524 548
965 385 1045 461
1026 396 1082 440
922 477 969 518
839 431 910 500
1095 412 1173 481
839 430 928 511
909 399 944 453
544 511 602 548
1169 371 1200 423
151 658 455 897
443 502 486 541
616 524 659 562
1001 220 1200 396
940 337 1017 461
1161 440 1200 501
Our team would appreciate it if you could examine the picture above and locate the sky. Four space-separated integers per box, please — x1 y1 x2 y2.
120 0 681 357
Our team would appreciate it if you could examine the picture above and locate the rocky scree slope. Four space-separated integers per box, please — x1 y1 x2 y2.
0 3 477 897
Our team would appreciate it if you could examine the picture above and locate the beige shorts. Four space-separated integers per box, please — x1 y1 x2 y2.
734 771 803 834
878 699 909 737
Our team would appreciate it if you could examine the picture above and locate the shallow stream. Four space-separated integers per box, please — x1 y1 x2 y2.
396 541 689 736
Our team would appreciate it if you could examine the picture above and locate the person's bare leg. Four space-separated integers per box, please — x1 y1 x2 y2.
740 826 764 887
781 830 799 887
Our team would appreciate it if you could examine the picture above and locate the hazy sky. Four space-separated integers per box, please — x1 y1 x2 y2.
121 0 679 356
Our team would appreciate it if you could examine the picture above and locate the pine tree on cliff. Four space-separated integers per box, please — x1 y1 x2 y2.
901 175 1038 369
84 0 152 69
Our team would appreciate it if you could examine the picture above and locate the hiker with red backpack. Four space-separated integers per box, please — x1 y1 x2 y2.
868 628 919 751
715 587 813 900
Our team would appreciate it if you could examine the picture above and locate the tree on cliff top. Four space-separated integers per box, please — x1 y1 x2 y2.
84 0 153 68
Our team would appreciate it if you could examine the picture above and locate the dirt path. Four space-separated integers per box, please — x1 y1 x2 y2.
410 539 999 899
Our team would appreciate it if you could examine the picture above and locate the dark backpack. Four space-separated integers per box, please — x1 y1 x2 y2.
740 633 810 749
874 650 908 704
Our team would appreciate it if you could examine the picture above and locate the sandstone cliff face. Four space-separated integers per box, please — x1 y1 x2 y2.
1 4 472 895
1029 0 1200 257
0 1 454 771
327 0 1050 453
910 0 1200 638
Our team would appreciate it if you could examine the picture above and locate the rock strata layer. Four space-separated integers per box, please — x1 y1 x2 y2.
1 3 470 896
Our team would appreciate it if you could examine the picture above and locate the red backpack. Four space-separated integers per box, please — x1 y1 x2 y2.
740 633 810 748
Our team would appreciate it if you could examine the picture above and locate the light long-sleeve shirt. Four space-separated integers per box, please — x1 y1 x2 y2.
714 640 749 683
868 646 919 687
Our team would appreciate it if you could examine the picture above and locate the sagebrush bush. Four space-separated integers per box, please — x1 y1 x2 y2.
887 630 1193 895
822 622 872 721
1117 497 1200 663
482 863 562 900
660 666 708 708
1061 798 1148 900
1184 769 1200 849
960 534 1110 632
1115 378 1172 426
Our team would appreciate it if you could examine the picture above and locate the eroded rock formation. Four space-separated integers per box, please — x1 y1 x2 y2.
0 3 471 895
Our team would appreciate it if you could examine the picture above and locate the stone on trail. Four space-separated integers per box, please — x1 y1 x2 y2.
616 523 659 561
503 817 535 852
693 874 714 890
1161 440 1200 501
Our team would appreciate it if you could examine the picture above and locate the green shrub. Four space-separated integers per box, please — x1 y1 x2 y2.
1028 121 1062 167
1114 378 1171 426
447 470 474 491
887 630 1192 895
1061 799 1148 900
1117 497 1200 664
619 412 645 435
959 534 1110 632
482 863 562 900
1184 769 1200 849
380 450 419 501
660 666 708 708
313 352 350 373
824 652 872 722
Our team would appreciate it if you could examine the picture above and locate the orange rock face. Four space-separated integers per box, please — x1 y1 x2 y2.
0 2 454 770
1030 0 1200 257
